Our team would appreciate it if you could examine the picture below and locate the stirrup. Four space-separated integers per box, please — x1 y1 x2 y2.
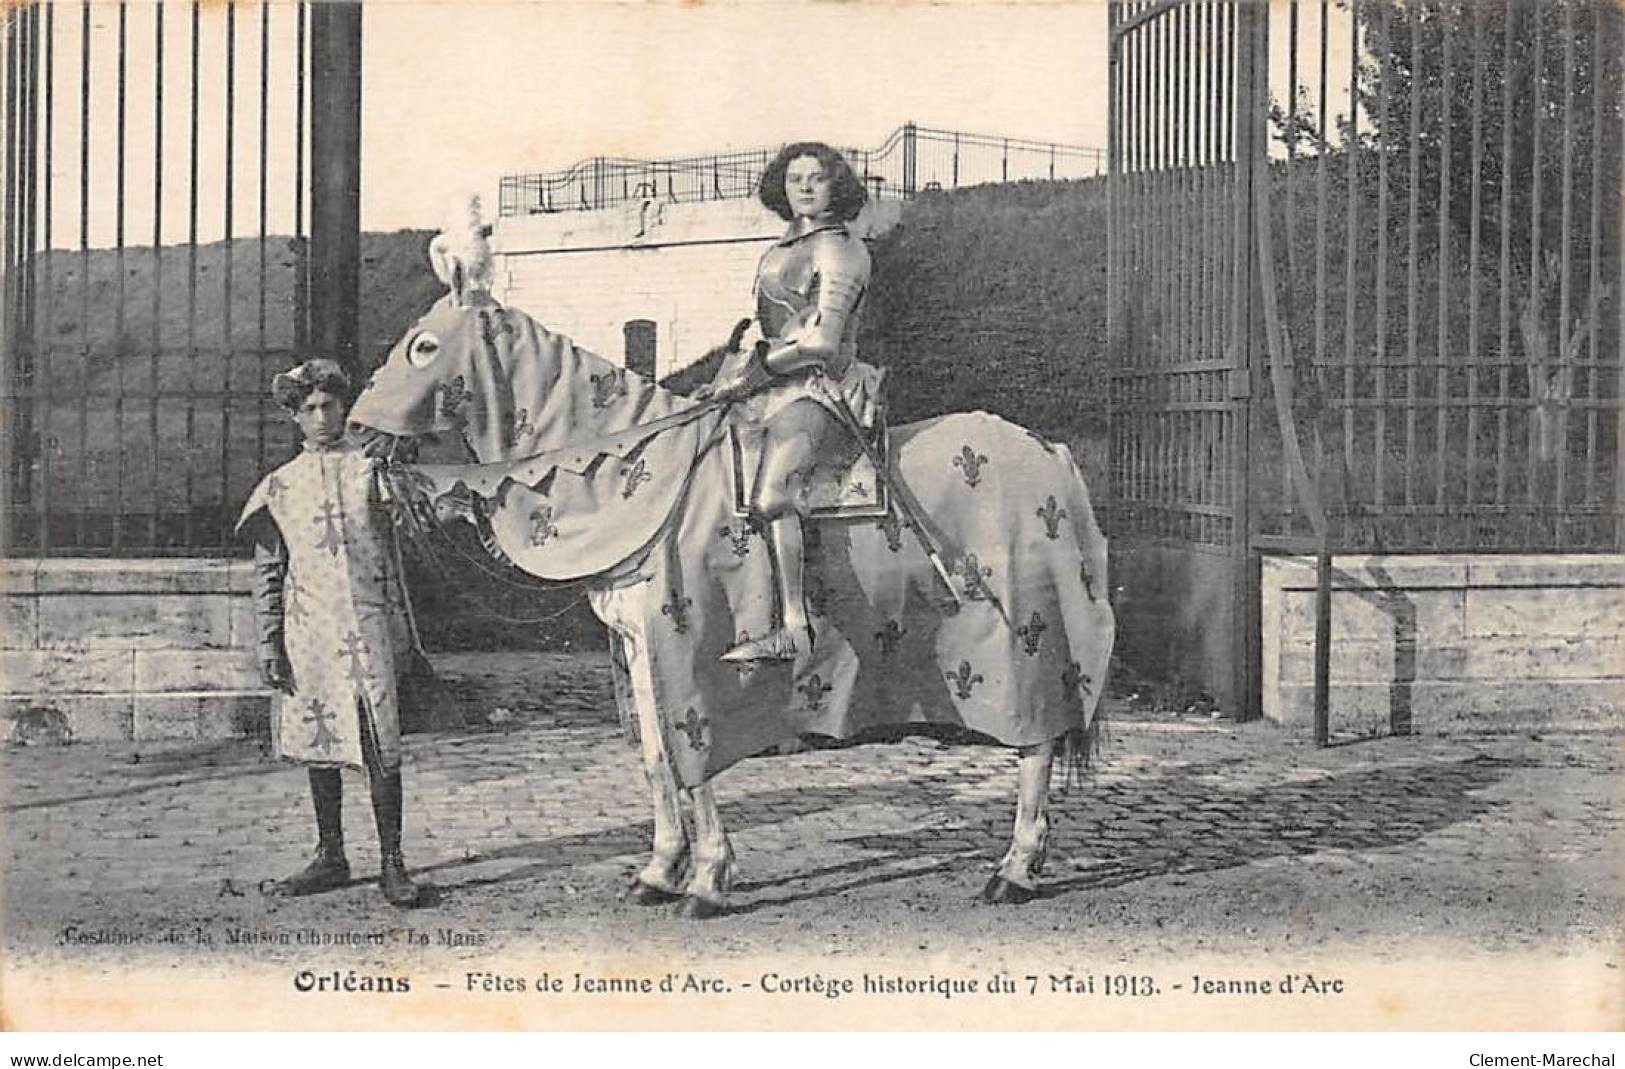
720 626 810 664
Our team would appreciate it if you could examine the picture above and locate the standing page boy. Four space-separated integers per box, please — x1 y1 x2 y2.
236 358 421 907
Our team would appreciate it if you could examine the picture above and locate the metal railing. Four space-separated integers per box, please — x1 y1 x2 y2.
497 122 1106 217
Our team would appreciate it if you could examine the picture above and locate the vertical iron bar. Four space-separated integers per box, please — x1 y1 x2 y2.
148 1 162 547
220 0 235 545
1526 0 1544 515
257 0 268 475
1617 0 1625 549
39 0 51 550
1495 0 1513 506
1204 0 1215 365
1107 0 1118 507
2 6 16 552
1467 0 1484 518
1404 0 1421 518
1584 0 1603 510
1555 0 1575 531
293 1 306 357
76 0 90 548
1375 1 1391 522
1315 0 1328 403
1342 0 1359 540
185 0 199 548
1435 0 1453 538
114 1 127 550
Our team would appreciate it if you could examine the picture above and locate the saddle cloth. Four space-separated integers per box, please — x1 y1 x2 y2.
728 420 891 521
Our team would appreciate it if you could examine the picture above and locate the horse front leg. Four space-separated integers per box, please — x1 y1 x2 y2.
674 782 736 919
625 717 689 905
595 594 691 907
982 738 1055 905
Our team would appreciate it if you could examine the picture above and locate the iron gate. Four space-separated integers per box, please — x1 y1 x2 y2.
1108 0 1625 721
1 0 360 556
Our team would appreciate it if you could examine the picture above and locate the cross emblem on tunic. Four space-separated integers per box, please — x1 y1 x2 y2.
337 630 369 685
313 499 346 556
302 698 341 753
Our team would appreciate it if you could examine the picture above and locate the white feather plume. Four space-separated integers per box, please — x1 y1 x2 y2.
428 192 494 299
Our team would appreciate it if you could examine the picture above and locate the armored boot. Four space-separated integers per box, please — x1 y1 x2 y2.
270 768 350 896
370 768 420 908
721 512 814 663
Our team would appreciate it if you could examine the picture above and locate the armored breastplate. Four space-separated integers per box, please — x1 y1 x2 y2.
754 224 866 364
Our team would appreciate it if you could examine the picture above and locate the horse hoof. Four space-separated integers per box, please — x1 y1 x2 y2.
980 875 1038 905
675 895 729 920
624 879 684 907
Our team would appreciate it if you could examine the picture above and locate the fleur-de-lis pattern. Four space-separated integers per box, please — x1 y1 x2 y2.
848 481 868 498
439 375 474 422
952 444 988 487
265 475 285 500
1037 495 1068 541
1062 660 1094 703
718 524 754 559
956 553 994 602
590 370 627 409
528 505 560 547
876 511 904 552
796 674 834 711
505 407 535 449
478 307 515 348
674 707 710 752
874 619 905 655
946 660 984 700
622 458 652 500
1017 611 1047 656
661 591 692 634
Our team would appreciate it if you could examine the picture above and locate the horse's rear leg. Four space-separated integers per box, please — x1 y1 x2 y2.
674 783 735 919
982 739 1055 905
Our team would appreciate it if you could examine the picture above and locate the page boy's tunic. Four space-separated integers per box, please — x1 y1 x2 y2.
238 442 403 771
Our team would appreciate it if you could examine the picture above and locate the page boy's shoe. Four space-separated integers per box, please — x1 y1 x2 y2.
268 843 350 897
378 851 420 908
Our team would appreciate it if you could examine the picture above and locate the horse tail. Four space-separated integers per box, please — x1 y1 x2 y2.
1047 440 1115 792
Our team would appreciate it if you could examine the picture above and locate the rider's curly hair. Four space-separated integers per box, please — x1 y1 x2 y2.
758 141 868 223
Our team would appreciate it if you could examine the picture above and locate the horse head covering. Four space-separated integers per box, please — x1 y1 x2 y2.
352 199 726 582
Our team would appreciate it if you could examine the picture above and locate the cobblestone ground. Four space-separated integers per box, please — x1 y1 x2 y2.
3 652 1621 974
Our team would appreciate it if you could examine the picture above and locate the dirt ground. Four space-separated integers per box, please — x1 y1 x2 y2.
3 651 1621 1028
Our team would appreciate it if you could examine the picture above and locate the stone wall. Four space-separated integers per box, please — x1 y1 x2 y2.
1261 554 1625 733
0 559 267 743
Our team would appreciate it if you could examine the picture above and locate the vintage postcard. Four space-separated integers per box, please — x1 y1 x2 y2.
1 0 1620 1035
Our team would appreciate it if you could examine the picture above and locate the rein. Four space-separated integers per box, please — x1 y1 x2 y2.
376 394 733 630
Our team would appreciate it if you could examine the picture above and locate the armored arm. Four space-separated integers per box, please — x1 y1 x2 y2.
761 233 870 376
